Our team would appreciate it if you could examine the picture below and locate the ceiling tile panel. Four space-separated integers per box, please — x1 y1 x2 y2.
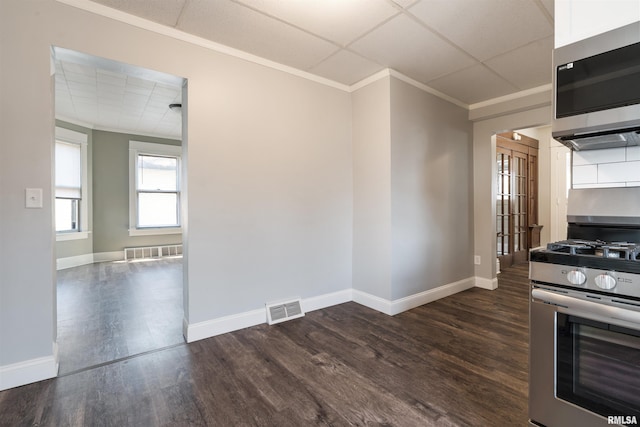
177 0 340 70
309 50 384 85
426 64 519 105
408 0 553 61
349 14 476 83
484 36 553 90
235 0 399 46
90 0 187 26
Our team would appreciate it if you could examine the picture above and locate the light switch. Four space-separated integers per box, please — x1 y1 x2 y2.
25 188 43 208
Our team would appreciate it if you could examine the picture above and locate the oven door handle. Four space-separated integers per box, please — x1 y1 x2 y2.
532 288 640 325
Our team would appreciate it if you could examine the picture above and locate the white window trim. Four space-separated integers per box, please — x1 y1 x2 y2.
129 140 182 237
55 127 89 242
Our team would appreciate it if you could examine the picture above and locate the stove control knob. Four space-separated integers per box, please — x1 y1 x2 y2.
566 269 586 285
595 272 617 290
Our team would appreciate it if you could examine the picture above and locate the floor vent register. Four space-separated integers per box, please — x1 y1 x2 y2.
266 299 305 325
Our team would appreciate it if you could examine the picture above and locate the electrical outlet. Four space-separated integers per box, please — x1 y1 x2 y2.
474 255 481 265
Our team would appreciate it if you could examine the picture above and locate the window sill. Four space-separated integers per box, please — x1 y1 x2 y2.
56 231 90 242
129 227 182 237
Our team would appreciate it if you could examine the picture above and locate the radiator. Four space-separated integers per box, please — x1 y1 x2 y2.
123 244 182 260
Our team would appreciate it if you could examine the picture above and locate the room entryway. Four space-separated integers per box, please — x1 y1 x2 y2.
496 131 539 269
53 47 188 375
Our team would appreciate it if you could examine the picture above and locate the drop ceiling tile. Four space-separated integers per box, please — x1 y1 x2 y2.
127 76 155 89
125 85 153 97
309 49 384 85
349 14 476 83
235 0 399 45
69 86 97 99
409 0 553 61
485 36 553 90
97 69 127 83
426 64 518 105
89 0 187 27
177 0 339 70
64 71 96 85
62 61 96 77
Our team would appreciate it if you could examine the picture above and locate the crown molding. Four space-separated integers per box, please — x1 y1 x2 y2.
55 0 350 92
469 84 552 110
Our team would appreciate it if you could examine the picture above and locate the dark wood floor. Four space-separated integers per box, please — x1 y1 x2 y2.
56 257 184 374
0 263 530 426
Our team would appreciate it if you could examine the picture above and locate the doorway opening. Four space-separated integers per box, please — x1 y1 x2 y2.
496 131 539 269
52 47 187 375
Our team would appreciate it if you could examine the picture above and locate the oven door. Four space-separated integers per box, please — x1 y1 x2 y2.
530 288 640 427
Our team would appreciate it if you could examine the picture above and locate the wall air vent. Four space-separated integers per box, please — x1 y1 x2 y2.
266 299 304 325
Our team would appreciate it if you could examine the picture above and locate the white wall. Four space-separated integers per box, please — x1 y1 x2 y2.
0 0 352 389
573 147 640 188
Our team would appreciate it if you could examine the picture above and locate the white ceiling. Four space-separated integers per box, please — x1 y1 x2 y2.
56 0 554 139
54 48 184 139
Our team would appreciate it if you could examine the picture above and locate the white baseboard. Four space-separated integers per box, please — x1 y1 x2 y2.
186 308 266 343
352 290 394 315
301 289 352 313
186 288 353 343
353 276 476 316
93 251 124 263
56 251 124 270
0 343 59 391
475 276 499 290
56 253 94 270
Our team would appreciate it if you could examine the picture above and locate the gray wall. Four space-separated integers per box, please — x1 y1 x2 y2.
54 123 182 258
1 0 352 371
352 76 473 302
352 77 392 300
390 78 473 300
92 130 181 254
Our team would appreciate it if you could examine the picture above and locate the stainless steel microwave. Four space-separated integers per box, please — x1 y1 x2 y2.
552 21 640 151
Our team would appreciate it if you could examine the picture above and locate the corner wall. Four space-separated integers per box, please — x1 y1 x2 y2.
390 77 473 300
352 77 392 301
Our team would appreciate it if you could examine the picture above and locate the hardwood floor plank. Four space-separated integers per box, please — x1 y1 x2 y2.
56 257 184 374
0 263 530 426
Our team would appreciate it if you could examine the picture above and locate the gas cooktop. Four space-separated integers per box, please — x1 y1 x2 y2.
530 239 640 275
546 239 640 260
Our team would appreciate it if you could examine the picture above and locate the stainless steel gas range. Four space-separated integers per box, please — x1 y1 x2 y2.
529 188 640 427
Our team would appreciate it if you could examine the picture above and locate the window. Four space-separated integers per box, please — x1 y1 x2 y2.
129 141 182 236
55 127 89 241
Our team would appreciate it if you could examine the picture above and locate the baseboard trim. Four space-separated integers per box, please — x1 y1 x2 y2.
186 288 353 343
352 290 394 315
93 251 124 263
390 277 476 315
56 254 94 270
186 308 266 343
56 251 124 270
301 289 352 313
0 344 59 391
475 276 499 290
353 276 476 316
